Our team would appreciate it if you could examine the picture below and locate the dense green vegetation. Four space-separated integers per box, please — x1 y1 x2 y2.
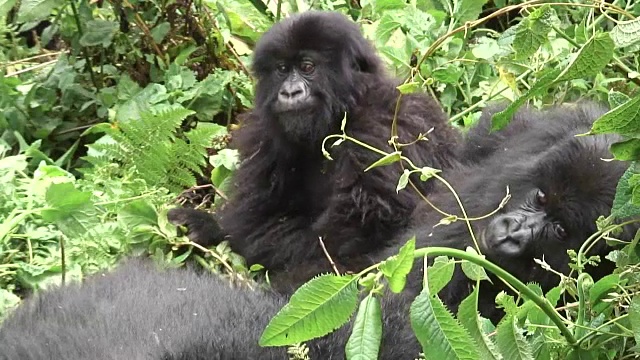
1 0 640 358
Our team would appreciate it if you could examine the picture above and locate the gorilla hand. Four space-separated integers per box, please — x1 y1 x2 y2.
167 208 227 247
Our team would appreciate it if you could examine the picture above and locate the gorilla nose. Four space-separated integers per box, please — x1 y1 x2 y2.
278 83 307 105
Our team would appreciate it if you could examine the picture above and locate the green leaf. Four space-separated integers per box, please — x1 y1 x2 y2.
426 256 455 295
79 20 119 47
16 0 62 22
460 247 490 281
453 0 488 24
611 18 640 48
396 169 410 193
117 200 158 228
608 90 631 108
259 274 358 346
495 315 533 360
457 285 502 360
432 64 464 84
513 5 554 60
472 38 501 60
590 93 640 137
554 32 615 83
151 22 171 43
628 295 640 345
589 273 619 306
490 69 561 131
611 139 640 161
345 295 383 360
365 151 402 172
397 82 420 94
611 164 640 220
0 0 17 18
410 285 480 359
380 237 415 293
41 182 97 238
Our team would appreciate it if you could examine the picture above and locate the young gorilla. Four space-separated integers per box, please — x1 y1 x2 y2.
389 102 637 322
0 259 422 360
168 11 460 291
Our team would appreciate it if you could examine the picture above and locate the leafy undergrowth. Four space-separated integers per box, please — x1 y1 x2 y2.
1 0 640 359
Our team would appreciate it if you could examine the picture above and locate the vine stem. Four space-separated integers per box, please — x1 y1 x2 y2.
69 0 99 89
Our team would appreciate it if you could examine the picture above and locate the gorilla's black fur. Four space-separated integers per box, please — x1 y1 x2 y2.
0 259 422 360
169 11 460 291
390 103 637 322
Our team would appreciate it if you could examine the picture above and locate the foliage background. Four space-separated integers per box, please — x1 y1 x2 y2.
1 0 640 358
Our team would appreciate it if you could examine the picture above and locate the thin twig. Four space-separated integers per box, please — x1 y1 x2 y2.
318 236 340 275
1 51 68 67
6 60 57 77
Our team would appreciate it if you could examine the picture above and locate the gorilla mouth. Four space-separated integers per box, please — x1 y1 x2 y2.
479 228 525 257
273 96 318 113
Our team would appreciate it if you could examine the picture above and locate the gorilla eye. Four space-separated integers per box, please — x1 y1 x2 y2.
276 64 289 73
536 190 547 206
553 223 567 239
300 61 315 74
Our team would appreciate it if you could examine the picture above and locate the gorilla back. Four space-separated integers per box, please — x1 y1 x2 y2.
169 11 460 291
0 260 421 360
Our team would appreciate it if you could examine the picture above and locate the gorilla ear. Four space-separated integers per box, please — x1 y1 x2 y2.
348 42 381 74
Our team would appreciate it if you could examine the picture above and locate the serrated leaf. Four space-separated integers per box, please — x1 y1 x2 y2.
151 22 171 43
410 285 480 360
554 33 615 83
513 6 554 60
589 273 619 305
611 18 640 48
426 256 455 294
495 315 534 360
611 139 640 161
590 93 640 137
79 20 118 47
16 0 62 22
396 169 410 193
345 295 383 360
380 237 415 293
40 182 97 238
611 164 640 220
457 285 502 360
259 274 358 346
365 151 402 172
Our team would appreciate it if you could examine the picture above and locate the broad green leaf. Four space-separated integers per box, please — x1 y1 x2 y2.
611 139 640 161
472 38 501 59
117 200 158 228
396 169 410 193
16 0 62 22
0 0 16 18
426 256 455 294
432 65 464 84
611 18 640 48
589 273 620 314
259 274 358 346
460 247 489 281
453 0 488 24
611 164 640 220
457 284 502 360
41 182 97 238
365 151 402 172
380 237 415 293
375 13 403 45
513 6 554 60
590 93 640 137
210 148 239 170
372 0 406 12
628 295 640 345
345 295 383 360
554 33 615 83
79 20 119 47
495 315 534 360
410 285 480 359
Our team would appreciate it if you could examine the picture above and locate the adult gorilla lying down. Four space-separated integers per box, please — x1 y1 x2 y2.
0 103 635 359
167 10 460 292
393 102 638 322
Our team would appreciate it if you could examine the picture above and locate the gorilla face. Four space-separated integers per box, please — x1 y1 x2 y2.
480 136 625 277
250 11 383 145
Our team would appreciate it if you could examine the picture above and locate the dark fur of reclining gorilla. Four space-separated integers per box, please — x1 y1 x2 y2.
381 102 637 322
0 259 421 360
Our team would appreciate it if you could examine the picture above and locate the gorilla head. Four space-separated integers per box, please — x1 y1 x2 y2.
251 11 383 145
